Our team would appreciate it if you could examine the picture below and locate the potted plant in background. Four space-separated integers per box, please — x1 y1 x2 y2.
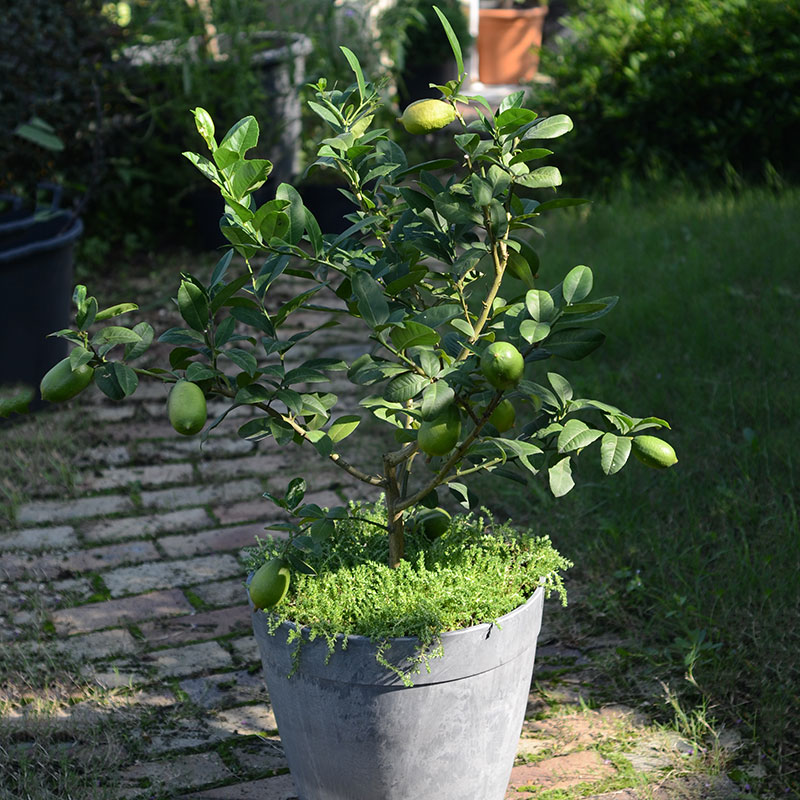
38 11 678 797
117 0 312 249
477 0 549 85
0 0 118 415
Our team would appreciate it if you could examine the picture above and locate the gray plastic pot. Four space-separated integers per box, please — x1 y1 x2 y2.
250 585 544 800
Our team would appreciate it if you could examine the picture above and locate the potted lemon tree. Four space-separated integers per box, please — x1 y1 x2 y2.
40 11 677 797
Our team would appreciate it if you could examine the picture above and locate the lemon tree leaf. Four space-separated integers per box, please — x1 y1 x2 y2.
600 432 631 475
328 415 361 442
557 419 603 453
548 457 574 497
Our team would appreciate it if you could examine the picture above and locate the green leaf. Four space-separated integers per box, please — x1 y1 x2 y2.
352 271 390 328
390 321 439 351
506 251 536 288
234 384 271 407
275 184 306 245
385 372 428 402
509 148 553 166
519 320 550 344
210 274 250 314
413 304 463 328
547 372 573 404
191 107 216 149
95 302 138 322
525 114 574 140
183 151 220 184
94 362 138 401
557 419 603 453
91 326 142 347
545 328 605 360
548 457 574 497
69 347 92 370
516 166 562 189
224 348 258 376
238 418 272 441
561 296 619 323
526 289 555 322
433 5 464 76
535 197 590 212
210 250 234 288
231 158 273 199
600 433 631 475
14 116 63 151
328 415 361 443
340 46 366 103
421 382 455 420
562 265 593 305
124 322 154 361
305 429 333 458
178 280 209 332
286 477 306 509
220 116 259 157
304 207 323 257
277 389 303 416
76 296 98 330
284 367 328 385
185 362 218 382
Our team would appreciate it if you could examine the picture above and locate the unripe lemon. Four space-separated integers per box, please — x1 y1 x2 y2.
418 405 461 457
167 380 207 436
399 99 455 135
631 435 678 469
40 358 94 403
481 342 524 390
249 558 291 610
488 399 516 432
415 508 451 540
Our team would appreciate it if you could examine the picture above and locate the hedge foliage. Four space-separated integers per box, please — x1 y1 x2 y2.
537 0 800 187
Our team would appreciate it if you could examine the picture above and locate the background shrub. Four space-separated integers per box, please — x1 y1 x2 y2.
536 0 800 188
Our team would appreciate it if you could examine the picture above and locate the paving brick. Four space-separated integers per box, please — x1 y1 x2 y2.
229 636 261 666
103 554 242 597
82 507 215 542
54 628 139 661
138 605 251 647
74 444 131 467
1 540 156 580
147 718 230 754
136 437 256 462
0 525 77 551
212 499 283 526
88 667 149 689
184 773 296 799
507 750 616 795
80 462 194 492
191 579 248 608
140 479 262 510
212 704 277 736
87 404 137 422
228 739 288 775
144 640 233 678
180 670 266 709
121 751 232 795
160 523 272 558
197 453 290 481
16 494 135 525
51 588 194 635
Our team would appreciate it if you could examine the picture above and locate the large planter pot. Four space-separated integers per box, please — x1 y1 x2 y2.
0 210 83 393
250 584 545 799
478 6 548 85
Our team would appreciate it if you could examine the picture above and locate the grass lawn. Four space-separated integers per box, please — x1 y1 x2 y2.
478 184 800 796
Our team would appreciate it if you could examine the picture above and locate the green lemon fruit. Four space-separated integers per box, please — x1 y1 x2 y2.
481 342 524 390
40 358 94 403
415 508 451 540
249 558 291 610
631 435 678 469
399 99 456 135
167 380 207 436
0 385 35 418
418 405 461 457
488 399 516 432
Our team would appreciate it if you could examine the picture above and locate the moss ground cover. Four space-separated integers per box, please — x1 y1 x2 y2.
476 184 800 796
246 500 570 676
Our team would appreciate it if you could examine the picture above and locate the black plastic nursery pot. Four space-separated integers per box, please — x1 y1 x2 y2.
0 210 83 393
249 583 545 800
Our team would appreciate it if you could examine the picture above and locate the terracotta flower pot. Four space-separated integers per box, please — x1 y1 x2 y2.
478 6 548 85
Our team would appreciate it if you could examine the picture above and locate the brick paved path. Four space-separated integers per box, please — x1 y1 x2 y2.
1 307 742 798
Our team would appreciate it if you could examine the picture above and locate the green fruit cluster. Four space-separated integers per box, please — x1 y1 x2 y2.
418 405 461 456
399 99 456 135
481 342 524 390
40 358 94 403
249 558 291 610
167 380 207 436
